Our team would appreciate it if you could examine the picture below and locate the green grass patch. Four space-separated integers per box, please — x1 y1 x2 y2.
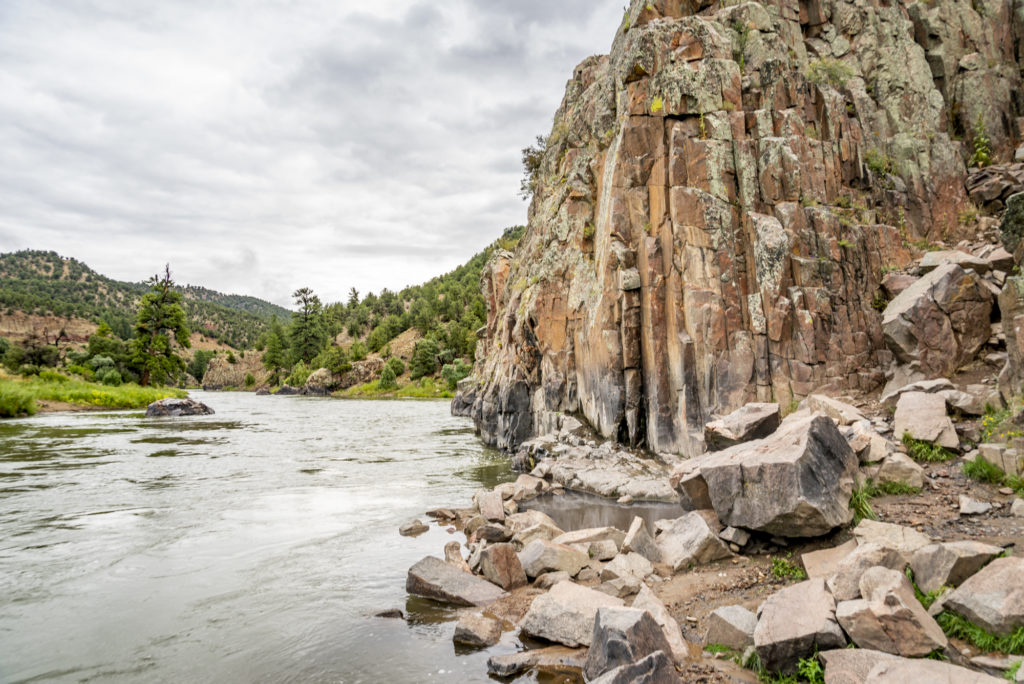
0 383 38 417
0 375 184 414
936 611 1024 654
1006 661 1021 681
906 567 949 609
770 554 808 581
335 377 453 400
963 456 1024 495
704 643 734 654
876 481 921 496
902 434 956 462
850 481 878 523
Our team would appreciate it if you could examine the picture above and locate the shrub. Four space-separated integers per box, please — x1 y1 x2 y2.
244 373 256 388
807 58 854 88
865 148 894 176
850 481 878 522
770 554 807 581
937 611 1024 654
0 386 36 417
18 364 40 376
100 369 122 386
902 434 956 462
349 341 367 362
66 364 95 381
89 355 115 370
964 455 1007 485
409 338 439 380
226 351 237 364
38 369 68 383
285 361 311 387
378 364 398 390
969 113 991 168
441 358 472 390
386 356 405 376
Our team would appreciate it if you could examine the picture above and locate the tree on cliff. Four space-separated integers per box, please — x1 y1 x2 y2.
289 287 327 363
519 135 546 200
130 265 190 386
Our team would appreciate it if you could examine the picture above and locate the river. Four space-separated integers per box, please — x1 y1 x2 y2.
0 391 547 683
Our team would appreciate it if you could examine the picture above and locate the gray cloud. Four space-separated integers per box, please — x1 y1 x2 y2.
0 0 622 307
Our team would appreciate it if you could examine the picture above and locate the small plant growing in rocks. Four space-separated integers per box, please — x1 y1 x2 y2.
969 113 992 168
770 554 808 581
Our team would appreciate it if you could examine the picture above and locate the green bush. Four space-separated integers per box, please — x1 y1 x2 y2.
903 434 956 462
285 361 311 387
0 386 36 417
770 554 807 581
100 369 123 386
66 364 95 381
807 58 854 88
18 364 40 376
409 338 439 380
349 341 367 362
244 373 256 388
441 358 472 390
38 369 68 383
226 351 237 364
964 455 1007 485
386 356 405 376
378 364 398 390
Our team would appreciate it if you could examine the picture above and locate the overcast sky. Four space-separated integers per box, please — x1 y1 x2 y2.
0 0 622 308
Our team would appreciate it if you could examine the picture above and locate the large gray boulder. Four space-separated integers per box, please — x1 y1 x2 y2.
818 647 902 683
754 578 846 673
519 581 624 647
518 539 588 578
589 650 680 684
406 556 506 606
851 520 932 563
672 413 858 537
827 542 906 601
910 541 1004 594
881 263 994 378
632 585 690 664
864 656 1004 682
655 511 732 571
941 557 1024 636
704 402 781 450
622 516 661 563
584 607 674 681
893 391 959 450
836 566 947 656
453 613 501 647
145 397 214 417
705 604 757 649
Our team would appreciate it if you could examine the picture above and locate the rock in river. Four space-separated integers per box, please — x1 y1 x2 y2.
145 397 215 417
406 556 505 607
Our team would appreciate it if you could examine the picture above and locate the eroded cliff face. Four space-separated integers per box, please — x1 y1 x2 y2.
457 0 1024 455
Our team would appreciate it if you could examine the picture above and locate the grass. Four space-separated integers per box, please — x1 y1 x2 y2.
906 567 949 609
902 434 956 462
747 653 824 683
850 482 878 522
770 554 808 581
964 456 1024 496
876 481 921 496
705 643 734 654
1006 661 1021 681
335 377 454 400
980 406 1024 444
0 374 185 416
936 611 1024 655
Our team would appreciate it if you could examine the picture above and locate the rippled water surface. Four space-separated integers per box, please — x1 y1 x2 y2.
0 392 524 683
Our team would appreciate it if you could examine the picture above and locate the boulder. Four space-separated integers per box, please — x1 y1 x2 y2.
875 453 925 490
584 607 675 681
753 578 846 673
705 604 757 650
477 523 511 542
655 511 732 571
632 585 691 664
479 543 528 590
406 556 506 606
519 581 624 647
478 490 505 522
803 395 867 426
486 645 587 678
851 520 932 562
585 539 620 561
881 263 994 378
601 552 653 583
959 495 992 515
879 377 955 409
917 250 991 274
453 613 502 647
892 391 958 449
512 522 565 550
596 576 642 599
1002 192 1024 253
145 397 215 417
720 526 750 547
910 541 1003 594
836 566 947 656
672 414 858 537
704 402 781 450
444 541 471 573
534 570 571 589
622 516 661 563
399 519 429 536
553 527 626 550
864 656 1004 682
589 650 680 684
1013 498 1024 518
827 542 907 601
941 557 1024 635
518 539 589 578
506 509 560 535
803 539 858 579
818 648 902 683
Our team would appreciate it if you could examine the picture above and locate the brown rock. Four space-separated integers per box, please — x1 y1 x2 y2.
453 613 502 647
479 543 528 590
754 578 846 674
941 557 1024 636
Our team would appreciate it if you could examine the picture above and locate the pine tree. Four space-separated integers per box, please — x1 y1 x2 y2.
130 265 190 386
289 287 327 363
262 317 288 371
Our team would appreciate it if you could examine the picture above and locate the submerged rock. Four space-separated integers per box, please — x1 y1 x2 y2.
405 556 505 607
486 645 587 678
453 613 502 648
145 397 214 417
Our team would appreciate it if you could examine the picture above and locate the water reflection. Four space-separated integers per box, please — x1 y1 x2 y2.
522 491 684 531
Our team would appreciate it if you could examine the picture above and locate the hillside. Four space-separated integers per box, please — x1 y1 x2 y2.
0 250 289 348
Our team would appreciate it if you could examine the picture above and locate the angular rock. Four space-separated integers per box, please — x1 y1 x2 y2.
601 552 653 583
910 541 1003 594
882 263 994 378
585 539 620 561
632 584 690 664
534 570 571 590
803 395 867 426
818 648 902 683
622 516 661 563
864 656 1004 682
942 557 1024 635
512 522 565 550
959 494 993 516
720 526 750 547
672 414 858 537
596 576 642 599
479 543 528 590
406 556 506 606
875 453 925 490
879 377 955 409
399 519 428 536
918 250 991 274
589 650 680 684
655 511 732 571
519 581 624 647
705 604 757 650
505 509 560 535
704 402 781 450
486 645 587 678
852 520 932 562
836 566 947 656
453 613 501 647
478 490 505 522
753 578 846 673
444 541 471 573
477 523 511 542
893 392 959 450
518 539 588 578
803 539 858 580
553 527 626 550
827 542 907 601
145 397 215 417
584 607 674 681
1013 498 1024 518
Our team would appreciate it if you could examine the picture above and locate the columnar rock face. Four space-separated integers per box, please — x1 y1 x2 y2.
457 0 1022 454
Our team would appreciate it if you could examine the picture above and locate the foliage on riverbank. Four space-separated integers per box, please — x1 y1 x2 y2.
333 377 453 400
0 373 185 417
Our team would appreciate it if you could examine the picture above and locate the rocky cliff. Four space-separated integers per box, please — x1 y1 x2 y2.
456 0 1024 455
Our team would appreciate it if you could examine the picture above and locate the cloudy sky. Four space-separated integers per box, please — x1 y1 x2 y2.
0 0 622 308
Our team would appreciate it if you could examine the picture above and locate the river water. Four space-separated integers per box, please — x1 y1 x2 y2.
0 391 543 683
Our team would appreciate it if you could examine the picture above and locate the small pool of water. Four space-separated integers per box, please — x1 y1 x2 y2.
521 490 684 532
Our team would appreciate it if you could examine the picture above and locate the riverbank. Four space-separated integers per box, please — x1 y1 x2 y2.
0 373 185 417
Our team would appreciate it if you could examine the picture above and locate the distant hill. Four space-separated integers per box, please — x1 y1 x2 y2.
0 250 291 348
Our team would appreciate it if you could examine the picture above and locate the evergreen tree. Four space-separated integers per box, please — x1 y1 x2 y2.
409 338 439 380
262 317 288 371
289 287 327 363
378 363 397 390
130 265 190 386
